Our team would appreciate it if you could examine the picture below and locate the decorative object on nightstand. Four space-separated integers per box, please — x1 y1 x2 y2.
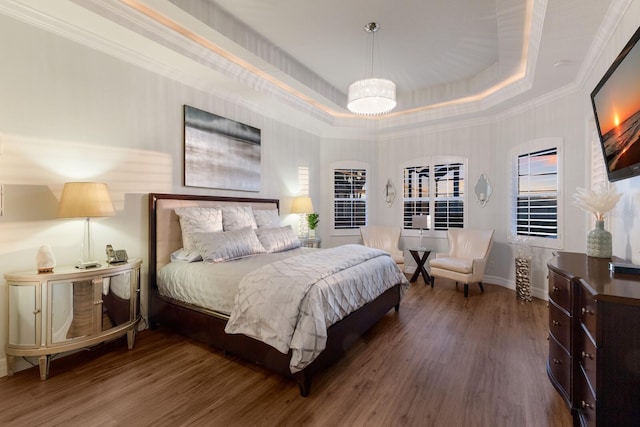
572 184 621 258
307 212 319 239
5 258 142 380
291 196 314 237
57 182 115 269
36 244 56 273
412 214 431 249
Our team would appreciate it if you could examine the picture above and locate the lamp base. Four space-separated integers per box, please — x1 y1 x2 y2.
75 260 101 269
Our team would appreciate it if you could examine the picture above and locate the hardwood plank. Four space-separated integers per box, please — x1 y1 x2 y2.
0 277 572 427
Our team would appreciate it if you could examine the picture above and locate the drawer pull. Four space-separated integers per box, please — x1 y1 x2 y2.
581 400 594 410
581 351 593 360
553 358 562 365
581 307 594 315
552 286 560 293
552 320 561 326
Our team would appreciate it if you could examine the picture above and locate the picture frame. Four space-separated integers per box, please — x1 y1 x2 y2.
183 105 261 192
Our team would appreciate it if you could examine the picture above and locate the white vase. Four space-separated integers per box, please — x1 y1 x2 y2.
36 244 56 273
309 229 316 239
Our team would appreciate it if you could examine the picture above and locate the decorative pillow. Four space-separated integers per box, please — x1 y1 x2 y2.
255 225 301 253
191 227 266 262
222 206 257 231
253 209 281 228
174 207 223 258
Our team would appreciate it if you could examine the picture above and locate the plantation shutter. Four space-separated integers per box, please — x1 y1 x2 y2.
517 148 558 238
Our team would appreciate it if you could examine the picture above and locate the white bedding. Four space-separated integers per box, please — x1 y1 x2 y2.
225 244 409 372
157 247 314 315
158 244 409 373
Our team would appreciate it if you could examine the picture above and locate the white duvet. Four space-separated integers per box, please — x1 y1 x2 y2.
224 244 409 373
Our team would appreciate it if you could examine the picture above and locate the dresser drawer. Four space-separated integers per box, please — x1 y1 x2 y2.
576 366 596 427
548 333 571 400
549 271 571 312
549 301 571 351
578 285 597 339
576 324 597 396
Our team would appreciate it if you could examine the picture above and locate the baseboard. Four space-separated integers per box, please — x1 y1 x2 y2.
403 269 547 301
0 356 7 378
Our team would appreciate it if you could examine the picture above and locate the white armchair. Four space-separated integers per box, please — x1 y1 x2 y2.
360 226 405 271
429 228 494 297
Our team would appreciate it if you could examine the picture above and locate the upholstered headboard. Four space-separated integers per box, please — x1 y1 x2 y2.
148 193 279 290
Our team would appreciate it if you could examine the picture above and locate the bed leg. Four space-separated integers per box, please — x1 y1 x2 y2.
394 303 400 312
296 371 312 397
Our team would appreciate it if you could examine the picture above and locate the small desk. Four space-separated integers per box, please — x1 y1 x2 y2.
408 248 432 285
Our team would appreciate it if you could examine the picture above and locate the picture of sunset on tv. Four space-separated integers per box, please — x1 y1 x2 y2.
591 25 640 181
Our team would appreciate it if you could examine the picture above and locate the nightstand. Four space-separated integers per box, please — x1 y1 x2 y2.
5 258 142 380
300 238 321 248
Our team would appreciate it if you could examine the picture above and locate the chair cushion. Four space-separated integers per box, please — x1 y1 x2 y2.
429 257 472 274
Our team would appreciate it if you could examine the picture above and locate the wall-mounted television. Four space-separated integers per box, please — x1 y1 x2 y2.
591 25 640 182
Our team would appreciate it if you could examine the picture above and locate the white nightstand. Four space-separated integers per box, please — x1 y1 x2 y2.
300 238 321 248
5 258 142 380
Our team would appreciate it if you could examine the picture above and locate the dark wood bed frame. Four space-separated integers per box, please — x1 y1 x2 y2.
148 193 402 396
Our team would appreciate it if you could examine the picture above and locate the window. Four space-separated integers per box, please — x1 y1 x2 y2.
511 138 563 248
333 168 367 230
403 157 466 232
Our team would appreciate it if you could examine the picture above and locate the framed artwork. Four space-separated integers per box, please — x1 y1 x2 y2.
184 105 261 192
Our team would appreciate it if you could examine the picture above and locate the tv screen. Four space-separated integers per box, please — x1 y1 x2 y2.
591 25 640 182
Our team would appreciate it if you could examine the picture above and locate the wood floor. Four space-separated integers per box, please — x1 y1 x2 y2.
0 277 572 427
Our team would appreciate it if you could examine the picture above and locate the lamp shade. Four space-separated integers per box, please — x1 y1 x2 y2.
412 214 431 229
290 196 314 214
347 78 397 115
57 182 115 218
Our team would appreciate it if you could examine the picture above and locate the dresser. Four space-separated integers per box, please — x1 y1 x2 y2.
547 252 640 427
5 258 142 380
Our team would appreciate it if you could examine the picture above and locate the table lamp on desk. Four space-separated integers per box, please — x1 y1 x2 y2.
412 214 431 250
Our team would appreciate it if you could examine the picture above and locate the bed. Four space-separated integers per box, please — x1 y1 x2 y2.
148 193 408 396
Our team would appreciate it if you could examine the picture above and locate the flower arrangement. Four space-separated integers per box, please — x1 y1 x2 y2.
572 185 621 221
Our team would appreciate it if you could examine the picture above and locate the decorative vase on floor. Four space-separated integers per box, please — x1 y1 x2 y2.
586 220 612 258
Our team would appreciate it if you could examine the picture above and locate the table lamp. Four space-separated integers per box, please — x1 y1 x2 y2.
57 182 115 268
291 196 314 237
412 214 431 249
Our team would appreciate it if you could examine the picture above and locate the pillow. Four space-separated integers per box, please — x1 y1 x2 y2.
191 227 266 262
253 209 281 229
255 225 301 253
174 207 224 260
222 206 257 231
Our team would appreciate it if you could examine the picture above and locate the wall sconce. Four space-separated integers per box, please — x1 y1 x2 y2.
383 179 396 207
474 172 492 207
